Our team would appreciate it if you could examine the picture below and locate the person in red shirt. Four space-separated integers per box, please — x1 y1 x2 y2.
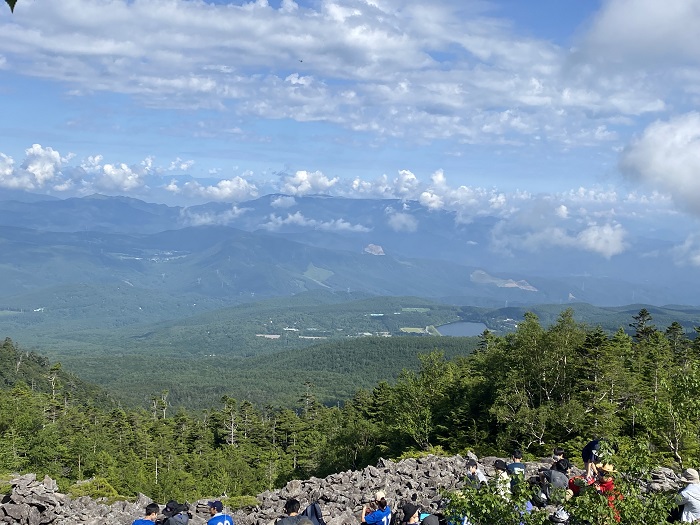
595 464 622 522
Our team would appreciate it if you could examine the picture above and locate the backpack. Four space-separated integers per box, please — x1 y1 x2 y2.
300 502 327 525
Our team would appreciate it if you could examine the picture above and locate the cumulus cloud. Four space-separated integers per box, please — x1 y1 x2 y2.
180 205 250 226
170 177 259 202
94 163 145 192
555 205 569 219
21 144 69 186
385 207 419 232
168 157 195 172
270 195 296 208
0 153 15 183
262 211 370 232
0 144 76 191
493 220 628 259
280 170 339 196
351 170 422 199
576 223 628 258
619 112 700 213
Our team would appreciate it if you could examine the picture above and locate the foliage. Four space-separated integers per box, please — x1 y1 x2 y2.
5 0 16 13
67 477 121 502
1 307 699 506
224 495 260 510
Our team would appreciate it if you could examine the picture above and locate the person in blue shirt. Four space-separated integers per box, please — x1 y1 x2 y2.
361 491 391 525
132 503 159 525
207 500 234 525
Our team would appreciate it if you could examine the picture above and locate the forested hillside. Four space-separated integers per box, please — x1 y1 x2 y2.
1 308 699 506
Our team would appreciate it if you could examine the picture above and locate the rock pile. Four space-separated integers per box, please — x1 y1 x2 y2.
0 455 686 525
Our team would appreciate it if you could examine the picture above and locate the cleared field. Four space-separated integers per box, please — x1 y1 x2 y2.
400 327 427 333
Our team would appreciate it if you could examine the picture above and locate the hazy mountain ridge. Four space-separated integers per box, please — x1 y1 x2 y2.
0 192 697 306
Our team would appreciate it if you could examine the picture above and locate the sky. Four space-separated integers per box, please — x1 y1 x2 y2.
1 0 700 258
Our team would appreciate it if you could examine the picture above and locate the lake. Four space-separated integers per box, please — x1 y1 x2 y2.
436 321 488 337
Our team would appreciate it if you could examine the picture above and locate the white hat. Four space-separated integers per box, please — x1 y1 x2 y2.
375 491 386 501
680 468 700 484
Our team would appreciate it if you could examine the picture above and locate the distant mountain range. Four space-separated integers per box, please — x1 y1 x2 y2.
0 191 694 309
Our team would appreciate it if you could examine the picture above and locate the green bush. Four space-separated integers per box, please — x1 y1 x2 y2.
223 495 259 510
67 477 122 503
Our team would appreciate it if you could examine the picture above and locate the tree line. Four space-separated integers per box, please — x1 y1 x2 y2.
1 308 699 504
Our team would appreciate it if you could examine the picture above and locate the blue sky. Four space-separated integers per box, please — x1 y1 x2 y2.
1 0 700 263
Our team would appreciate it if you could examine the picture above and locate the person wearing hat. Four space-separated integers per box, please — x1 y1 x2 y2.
162 500 190 525
132 503 160 525
595 464 622 522
361 491 391 525
207 500 233 525
493 459 511 498
400 503 420 525
677 468 700 522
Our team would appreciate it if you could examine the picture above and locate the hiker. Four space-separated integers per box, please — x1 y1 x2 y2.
595 464 622 522
582 439 602 480
361 491 391 525
162 500 190 525
677 468 700 522
493 459 511 498
506 449 526 478
133 503 160 525
465 459 487 487
207 500 234 525
400 503 420 525
277 499 302 525
551 447 565 468
539 459 572 504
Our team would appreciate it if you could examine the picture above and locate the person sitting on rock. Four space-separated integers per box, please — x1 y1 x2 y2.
677 468 700 522
465 459 487 487
539 459 572 504
277 499 302 525
361 491 391 525
132 503 160 525
594 464 622 522
207 500 234 525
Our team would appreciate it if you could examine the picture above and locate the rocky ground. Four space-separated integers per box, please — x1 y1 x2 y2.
0 455 683 525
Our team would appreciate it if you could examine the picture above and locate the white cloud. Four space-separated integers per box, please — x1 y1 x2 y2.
280 170 339 196
262 211 371 232
386 209 418 232
168 157 195 172
270 195 297 208
0 0 674 148
619 112 700 213
21 144 70 187
180 205 250 226
672 234 700 267
581 0 700 66
576 223 628 258
0 153 15 180
95 163 145 192
555 205 569 219
174 177 259 202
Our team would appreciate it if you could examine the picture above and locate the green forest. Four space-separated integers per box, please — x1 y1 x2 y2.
1 308 700 508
